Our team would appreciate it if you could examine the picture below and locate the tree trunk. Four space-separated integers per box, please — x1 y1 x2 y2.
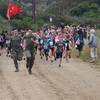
32 0 36 22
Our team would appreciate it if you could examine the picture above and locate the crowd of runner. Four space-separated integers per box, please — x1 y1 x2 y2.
0 24 98 74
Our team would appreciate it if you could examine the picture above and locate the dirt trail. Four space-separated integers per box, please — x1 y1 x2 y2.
0 53 100 100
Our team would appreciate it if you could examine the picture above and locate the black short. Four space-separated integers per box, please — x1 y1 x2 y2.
66 45 70 51
39 46 43 51
0 42 4 49
76 44 83 51
56 52 63 59
44 49 49 56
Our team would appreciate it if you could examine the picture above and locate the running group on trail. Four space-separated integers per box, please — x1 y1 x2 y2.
0 24 98 74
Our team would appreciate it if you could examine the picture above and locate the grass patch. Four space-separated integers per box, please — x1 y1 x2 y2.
80 46 90 62
97 30 100 38
72 46 100 65
80 30 100 65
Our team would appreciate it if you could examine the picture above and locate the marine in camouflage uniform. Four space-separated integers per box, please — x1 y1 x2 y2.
24 30 36 74
10 30 23 72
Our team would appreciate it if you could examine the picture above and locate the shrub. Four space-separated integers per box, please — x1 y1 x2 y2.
70 2 100 18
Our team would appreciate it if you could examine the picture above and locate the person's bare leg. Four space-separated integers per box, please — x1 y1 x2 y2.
59 58 62 67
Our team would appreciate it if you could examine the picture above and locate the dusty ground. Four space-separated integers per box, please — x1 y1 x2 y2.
0 51 100 100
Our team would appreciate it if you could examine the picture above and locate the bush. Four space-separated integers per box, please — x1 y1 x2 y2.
0 16 10 32
70 2 100 18
0 2 7 18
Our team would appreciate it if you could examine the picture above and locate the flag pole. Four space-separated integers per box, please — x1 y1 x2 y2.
7 0 11 34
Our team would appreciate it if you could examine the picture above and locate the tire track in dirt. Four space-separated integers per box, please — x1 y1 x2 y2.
0 69 19 100
33 57 99 100
33 63 70 100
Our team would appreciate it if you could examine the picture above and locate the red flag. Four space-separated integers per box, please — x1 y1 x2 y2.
6 3 22 19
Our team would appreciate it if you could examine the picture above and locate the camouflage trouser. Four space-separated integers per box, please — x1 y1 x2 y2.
11 50 23 70
26 52 35 73
11 49 23 60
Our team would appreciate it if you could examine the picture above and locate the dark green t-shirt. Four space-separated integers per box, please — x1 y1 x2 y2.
24 35 35 51
11 35 22 52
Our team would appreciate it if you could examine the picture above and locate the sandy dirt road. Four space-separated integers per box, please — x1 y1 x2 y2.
0 52 100 100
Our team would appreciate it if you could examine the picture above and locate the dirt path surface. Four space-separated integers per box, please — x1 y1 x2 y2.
0 52 100 100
